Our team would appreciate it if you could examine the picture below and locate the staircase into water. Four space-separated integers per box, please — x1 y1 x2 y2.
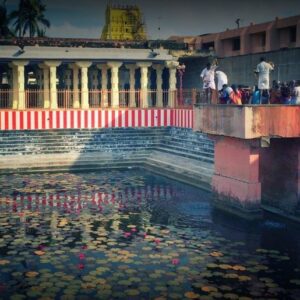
0 127 214 190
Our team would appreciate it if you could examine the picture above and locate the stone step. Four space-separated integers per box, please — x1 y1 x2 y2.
161 139 214 151
153 147 214 163
158 144 214 157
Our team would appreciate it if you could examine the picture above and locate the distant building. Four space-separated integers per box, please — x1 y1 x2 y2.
169 15 300 57
101 4 147 41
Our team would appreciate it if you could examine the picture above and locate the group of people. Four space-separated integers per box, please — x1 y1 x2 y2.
200 57 300 105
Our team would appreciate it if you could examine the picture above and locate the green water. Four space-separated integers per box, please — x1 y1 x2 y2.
0 169 299 300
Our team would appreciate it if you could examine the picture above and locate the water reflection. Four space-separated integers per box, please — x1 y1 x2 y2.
0 169 299 299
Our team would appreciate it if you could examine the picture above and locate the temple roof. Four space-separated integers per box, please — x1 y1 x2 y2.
0 46 175 63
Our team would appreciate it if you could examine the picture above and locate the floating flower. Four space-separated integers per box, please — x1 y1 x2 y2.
171 258 180 265
79 253 85 260
154 238 161 245
123 232 131 238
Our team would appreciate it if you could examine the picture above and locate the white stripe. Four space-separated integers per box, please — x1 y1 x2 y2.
16 111 20 130
37 111 42 130
121 110 125 128
147 110 151 127
128 110 132 127
135 110 138 127
30 111 34 130
81 110 85 129
23 111 27 130
154 110 158 127
101 110 105 128
74 111 78 129
167 109 170 126
108 110 112 127
114 110 118 128
141 109 145 127
94 110 98 129
45 111 49 130
59 111 64 129
0 111 4 130
160 109 164 127
87 110 92 129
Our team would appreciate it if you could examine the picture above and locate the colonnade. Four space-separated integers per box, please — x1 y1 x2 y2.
3 60 179 110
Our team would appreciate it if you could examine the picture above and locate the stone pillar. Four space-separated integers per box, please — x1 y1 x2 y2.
137 62 151 108
11 61 28 110
39 64 50 108
44 61 61 110
125 64 137 107
153 64 164 107
107 62 122 108
97 64 109 108
69 64 80 109
165 61 179 108
212 136 262 218
76 61 92 109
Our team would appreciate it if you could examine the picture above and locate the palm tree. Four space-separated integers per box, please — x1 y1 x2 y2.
0 0 14 38
10 0 50 37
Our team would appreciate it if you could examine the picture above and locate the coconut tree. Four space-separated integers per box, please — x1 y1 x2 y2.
0 0 14 38
10 0 50 37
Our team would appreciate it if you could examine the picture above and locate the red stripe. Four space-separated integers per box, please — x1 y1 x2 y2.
49 111 53 129
12 111 16 130
98 110 101 128
70 111 74 128
63 111 67 129
151 110 155 127
20 111 24 130
84 111 88 129
164 110 167 127
77 111 81 129
118 110 122 128
55 111 59 129
138 110 142 127
105 110 108 128
35 111 39 129
157 109 161 127
132 110 135 127
125 110 128 127
112 110 115 128
42 111 46 129
145 109 148 127
91 110 95 128
4 111 8 130
27 111 31 130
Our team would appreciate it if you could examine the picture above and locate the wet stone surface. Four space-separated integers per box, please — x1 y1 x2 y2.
0 169 299 300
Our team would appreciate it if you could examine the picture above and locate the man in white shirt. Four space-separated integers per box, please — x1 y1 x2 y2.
215 70 228 92
255 57 274 104
200 62 218 103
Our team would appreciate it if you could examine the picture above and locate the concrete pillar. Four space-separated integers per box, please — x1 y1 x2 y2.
212 136 261 218
165 61 179 108
125 64 137 107
69 64 80 109
107 61 122 108
153 64 164 107
44 61 61 110
137 62 151 108
11 61 28 110
76 61 92 109
97 64 109 108
39 64 50 108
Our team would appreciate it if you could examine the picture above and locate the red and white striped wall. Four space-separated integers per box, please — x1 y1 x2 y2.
0 109 193 131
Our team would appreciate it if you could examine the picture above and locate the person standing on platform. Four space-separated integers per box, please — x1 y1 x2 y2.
255 57 274 104
200 60 218 104
215 70 228 92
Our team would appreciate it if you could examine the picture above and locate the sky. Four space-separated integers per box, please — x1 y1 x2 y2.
6 0 300 39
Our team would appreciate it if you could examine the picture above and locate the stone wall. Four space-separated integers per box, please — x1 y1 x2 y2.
181 48 300 89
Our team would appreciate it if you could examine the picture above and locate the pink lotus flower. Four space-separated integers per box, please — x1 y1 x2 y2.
77 263 85 270
171 258 180 265
154 238 161 245
81 245 88 250
79 253 85 260
123 232 131 238
131 228 137 232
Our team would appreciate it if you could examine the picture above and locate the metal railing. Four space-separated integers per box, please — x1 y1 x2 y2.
0 88 201 110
